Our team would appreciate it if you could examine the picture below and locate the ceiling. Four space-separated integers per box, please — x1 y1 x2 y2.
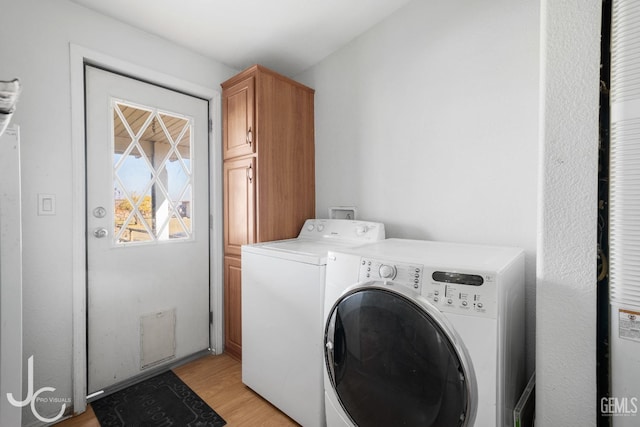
71 0 415 76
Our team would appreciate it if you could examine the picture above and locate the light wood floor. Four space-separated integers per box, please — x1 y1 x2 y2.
54 353 300 427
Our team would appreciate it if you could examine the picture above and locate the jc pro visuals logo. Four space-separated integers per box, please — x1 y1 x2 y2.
601 397 639 417
6 355 69 423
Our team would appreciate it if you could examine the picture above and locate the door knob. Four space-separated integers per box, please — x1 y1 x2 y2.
93 228 108 238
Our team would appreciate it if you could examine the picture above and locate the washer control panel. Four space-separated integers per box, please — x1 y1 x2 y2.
359 258 424 291
423 270 497 318
358 258 497 318
299 219 385 241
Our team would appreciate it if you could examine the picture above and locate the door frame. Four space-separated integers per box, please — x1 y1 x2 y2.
70 44 224 414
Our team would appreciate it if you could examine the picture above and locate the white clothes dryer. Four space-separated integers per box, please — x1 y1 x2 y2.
323 239 525 427
241 219 385 427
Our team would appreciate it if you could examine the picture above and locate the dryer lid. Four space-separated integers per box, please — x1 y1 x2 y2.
325 283 477 427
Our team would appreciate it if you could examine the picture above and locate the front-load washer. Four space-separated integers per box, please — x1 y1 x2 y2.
323 239 525 427
241 219 385 427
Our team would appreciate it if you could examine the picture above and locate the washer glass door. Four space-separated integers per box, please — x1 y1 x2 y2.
325 287 475 427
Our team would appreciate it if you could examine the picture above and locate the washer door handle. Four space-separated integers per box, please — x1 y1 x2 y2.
325 340 335 383
325 311 337 385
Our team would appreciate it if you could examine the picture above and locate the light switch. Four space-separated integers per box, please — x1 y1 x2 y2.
38 193 56 216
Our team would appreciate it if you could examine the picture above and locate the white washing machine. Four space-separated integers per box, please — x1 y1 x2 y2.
323 239 525 427
241 219 385 427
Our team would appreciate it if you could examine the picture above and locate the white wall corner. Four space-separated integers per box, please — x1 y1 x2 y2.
537 0 602 425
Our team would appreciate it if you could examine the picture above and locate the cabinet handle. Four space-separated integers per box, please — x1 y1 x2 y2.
247 164 253 183
246 126 253 146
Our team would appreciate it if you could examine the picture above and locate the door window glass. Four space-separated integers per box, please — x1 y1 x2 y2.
112 101 193 244
326 289 471 426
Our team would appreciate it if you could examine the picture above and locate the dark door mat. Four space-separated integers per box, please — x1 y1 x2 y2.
91 370 226 427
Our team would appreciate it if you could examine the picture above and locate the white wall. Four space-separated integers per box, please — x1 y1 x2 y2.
0 1 236 424
536 0 601 425
297 0 540 375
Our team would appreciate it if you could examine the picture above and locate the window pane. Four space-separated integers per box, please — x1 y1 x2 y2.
112 100 194 244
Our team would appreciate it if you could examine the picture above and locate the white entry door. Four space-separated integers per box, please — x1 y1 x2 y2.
85 66 210 394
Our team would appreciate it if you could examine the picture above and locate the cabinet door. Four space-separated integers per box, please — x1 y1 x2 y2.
223 156 256 256
222 76 255 159
224 256 242 360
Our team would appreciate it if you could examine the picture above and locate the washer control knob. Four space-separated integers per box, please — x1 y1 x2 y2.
356 225 368 236
379 264 396 279
317 224 325 232
306 223 315 231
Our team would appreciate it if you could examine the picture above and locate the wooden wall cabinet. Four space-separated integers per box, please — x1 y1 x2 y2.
223 77 255 160
221 65 315 360
223 156 255 257
223 256 242 359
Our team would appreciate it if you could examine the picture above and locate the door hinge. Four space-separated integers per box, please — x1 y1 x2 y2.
209 214 213 229
209 311 213 324
208 118 213 133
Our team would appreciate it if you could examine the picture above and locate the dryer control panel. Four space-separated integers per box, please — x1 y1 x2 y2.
423 269 497 318
358 257 497 318
359 258 424 291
